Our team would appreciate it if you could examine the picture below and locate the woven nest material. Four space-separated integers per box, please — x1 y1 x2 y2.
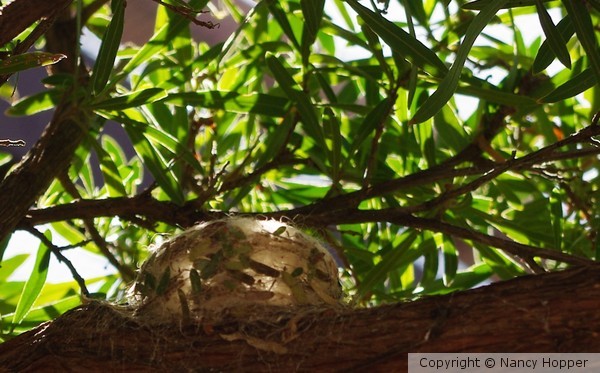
128 218 343 323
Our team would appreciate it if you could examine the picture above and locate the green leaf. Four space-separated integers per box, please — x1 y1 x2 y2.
0 52 65 75
323 108 342 184
463 0 551 10
346 97 394 162
539 68 596 103
163 91 291 117
420 264 494 295
345 0 447 76
5 89 61 117
91 0 126 94
355 231 419 302
267 1 301 51
0 254 28 282
266 54 326 151
562 0 600 82
300 0 325 64
411 0 508 124
256 114 295 168
98 109 204 175
91 88 167 111
443 239 458 285
127 126 184 205
419 236 438 286
550 188 563 251
12 230 52 325
93 137 127 197
122 0 209 74
533 15 575 73
535 0 571 69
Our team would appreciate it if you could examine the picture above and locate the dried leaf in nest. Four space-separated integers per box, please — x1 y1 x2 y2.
128 217 344 324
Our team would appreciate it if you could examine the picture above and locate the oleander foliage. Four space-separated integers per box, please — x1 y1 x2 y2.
0 0 599 340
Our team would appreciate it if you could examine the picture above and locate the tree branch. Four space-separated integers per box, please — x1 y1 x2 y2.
2 265 600 370
0 0 72 48
0 1 90 243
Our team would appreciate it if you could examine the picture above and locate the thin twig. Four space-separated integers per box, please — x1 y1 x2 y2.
25 226 90 297
150 0 219 29
304 209 594 267
0 139 25 147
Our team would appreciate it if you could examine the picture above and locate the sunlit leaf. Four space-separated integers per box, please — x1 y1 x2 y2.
550 188 563 251
12 230 52 325
539 68 596 103
93 136 127 197
122 0 209 74
463 0 551 10
411 0 508 124
163 91 291 117
533 15 574 73
0 52 65 75
535 0 571 69
91 0 126 94
301 0 325 51
266 54 326 151
355 231 419 302
0 254 28 282
345 0 447 76
5 89 61 117
91 88 167 111
562 0 600 81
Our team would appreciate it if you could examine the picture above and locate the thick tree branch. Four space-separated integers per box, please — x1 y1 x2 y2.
1 265 600 371
0 0 72 48
0 102 90 241
0 2 89 243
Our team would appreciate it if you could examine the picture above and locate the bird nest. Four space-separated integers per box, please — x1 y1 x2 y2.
127 217 345 325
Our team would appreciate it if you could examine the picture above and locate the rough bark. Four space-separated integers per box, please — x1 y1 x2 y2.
0 0 71 48
1 265 599 372
0 0 88 242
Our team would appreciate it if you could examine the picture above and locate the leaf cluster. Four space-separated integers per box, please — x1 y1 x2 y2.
0 0 599 338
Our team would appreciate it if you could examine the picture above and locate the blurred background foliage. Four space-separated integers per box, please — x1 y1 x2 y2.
1 0 599 340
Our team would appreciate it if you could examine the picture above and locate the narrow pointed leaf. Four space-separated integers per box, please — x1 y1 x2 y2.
91 88 167 111
562 0 600 81
539 68 596 103
98 109 204 176
267 1 301 51
266 54 326 151
92 138 127 197
12 231 52 325
463 0 551 10
92 0 126 94
355 231 419 301
535 0 571 69
0 52 65 75
122 0 209 74
533 15 575 73
411 0 508 124
550 188 563 251
345 0 447 76
301 0 325 46
301 0 325 64
5 89 61 116
346 97 394 162
163 91 291 117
